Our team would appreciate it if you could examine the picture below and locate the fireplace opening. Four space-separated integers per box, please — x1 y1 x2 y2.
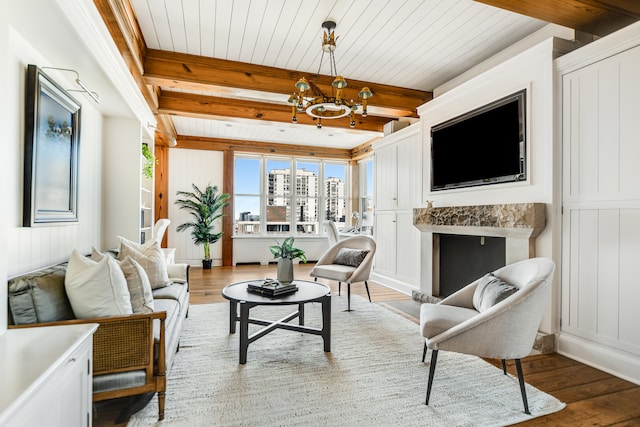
436 234 506 297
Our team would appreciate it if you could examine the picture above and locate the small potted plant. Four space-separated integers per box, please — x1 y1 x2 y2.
175 184 229 269
269 237 306 283
141 143 156 179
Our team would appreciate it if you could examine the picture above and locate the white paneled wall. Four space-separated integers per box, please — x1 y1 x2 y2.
1 0 9 333
5 27 103 277
559 27 640 384
416 38 574 333
168 149 224 265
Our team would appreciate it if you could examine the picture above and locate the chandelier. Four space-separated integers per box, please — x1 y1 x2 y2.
288 20 373 129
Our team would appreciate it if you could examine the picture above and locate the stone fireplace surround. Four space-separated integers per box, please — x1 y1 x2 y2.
414 202 546 275
412 202 553 353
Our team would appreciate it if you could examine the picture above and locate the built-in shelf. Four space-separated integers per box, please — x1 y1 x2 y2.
103 119 155 248
140 135 154 244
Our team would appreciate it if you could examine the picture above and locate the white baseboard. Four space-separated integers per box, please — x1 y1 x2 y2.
557 332 640 386
176 259 222 267
370 272 417 297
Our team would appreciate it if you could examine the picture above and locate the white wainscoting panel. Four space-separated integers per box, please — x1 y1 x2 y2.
563 207 640 356
560 31 640 383
233 237 328 266
168 149 224 265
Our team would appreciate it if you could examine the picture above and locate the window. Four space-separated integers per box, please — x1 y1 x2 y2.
234 157 261 235
266 159 291 233
234 155 349 236
359 158 374 234
296 161 319 234
324 163 347 224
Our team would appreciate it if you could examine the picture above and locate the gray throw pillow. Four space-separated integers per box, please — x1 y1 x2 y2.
334 248 369 268
472 273 518 312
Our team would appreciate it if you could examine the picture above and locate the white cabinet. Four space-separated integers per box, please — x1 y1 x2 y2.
396 133 422 209
372 210 397 277
372 123 422 293
103 118 155 249
558 34 640 384
374 124 422 210
373 210 421 290
0 324 97 427
374 144 398 210
395 211 421 285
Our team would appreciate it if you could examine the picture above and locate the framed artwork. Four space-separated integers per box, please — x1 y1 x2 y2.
23 64 81 226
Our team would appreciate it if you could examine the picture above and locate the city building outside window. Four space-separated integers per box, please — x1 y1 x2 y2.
266 159 292 233
234 155 349 236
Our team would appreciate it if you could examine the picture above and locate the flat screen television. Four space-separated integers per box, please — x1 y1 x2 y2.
430 89 526 191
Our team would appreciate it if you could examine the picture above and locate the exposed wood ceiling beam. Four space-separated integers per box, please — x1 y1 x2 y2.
176 136 353 159
96 0 640 151
350 140 378 161
144 49 431 118
476 0 640 36
158 91 390 133
93 0 158 113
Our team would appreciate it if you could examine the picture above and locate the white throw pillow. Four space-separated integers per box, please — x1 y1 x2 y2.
92 248 154 313
65 249 133 319
117 236 171 289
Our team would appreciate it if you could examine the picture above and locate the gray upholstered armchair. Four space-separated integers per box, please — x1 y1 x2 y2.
310 236 376 311
420 257 555 414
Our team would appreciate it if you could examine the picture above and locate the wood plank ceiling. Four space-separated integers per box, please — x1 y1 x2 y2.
96 0 639 153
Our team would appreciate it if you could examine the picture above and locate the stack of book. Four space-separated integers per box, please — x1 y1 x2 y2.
247 279 298 297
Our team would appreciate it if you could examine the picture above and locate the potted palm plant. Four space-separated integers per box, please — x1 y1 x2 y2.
175 184 229 269
269 237 306 283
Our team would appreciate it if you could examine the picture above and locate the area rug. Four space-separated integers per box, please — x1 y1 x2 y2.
128 296 565 426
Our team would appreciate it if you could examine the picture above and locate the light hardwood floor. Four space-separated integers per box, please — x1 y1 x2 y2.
94 264 640 426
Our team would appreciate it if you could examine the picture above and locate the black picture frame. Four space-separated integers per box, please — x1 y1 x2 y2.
23 64 81 226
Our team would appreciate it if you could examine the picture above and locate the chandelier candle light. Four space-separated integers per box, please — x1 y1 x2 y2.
288 21 373 129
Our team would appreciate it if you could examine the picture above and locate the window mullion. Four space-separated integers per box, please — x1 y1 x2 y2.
291 163 297 236
260 155 266 236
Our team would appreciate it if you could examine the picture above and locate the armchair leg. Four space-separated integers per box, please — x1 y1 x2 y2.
338 282 341 296
425 349 438 405
515 359 530 414
501 359 507 375
364 281 372 303
422 342 427 362
346 283 351 311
